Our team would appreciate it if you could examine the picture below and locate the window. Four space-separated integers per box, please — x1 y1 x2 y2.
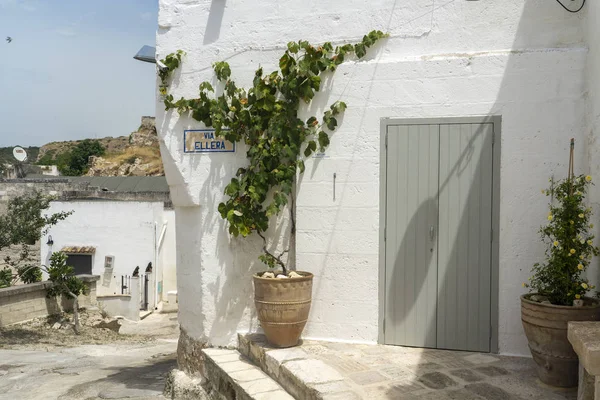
65 254 93 275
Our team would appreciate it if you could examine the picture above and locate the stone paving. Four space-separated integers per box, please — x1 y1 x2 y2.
241 334 578 400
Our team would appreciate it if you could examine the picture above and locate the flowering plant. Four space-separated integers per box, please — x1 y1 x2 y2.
525 175 599 305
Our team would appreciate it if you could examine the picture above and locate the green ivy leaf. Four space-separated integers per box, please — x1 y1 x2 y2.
318 131 330 150
354 43 367 58
199 82 214 92
287 42 299 53
331 101 347 114
326 117 337 131
297 159 305 173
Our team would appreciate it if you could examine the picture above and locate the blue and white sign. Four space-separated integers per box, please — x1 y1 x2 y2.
184 129 235 153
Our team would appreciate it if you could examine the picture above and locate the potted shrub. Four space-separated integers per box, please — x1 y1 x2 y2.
159 32 387 347
522 164 600 387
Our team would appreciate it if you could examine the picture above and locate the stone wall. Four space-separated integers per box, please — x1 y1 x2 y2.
0 275 99 327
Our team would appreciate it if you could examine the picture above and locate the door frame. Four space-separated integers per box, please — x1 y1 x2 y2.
378 116 501 353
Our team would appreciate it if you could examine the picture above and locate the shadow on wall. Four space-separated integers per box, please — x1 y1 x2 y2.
203 0 227 45
383 0 586 395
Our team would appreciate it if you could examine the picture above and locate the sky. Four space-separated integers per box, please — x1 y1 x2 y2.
0 0 158 147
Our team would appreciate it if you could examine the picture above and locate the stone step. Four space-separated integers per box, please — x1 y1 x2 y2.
202 348 295 400
238 334 354 400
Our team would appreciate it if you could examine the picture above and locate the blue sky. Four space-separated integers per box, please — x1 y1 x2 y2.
0 0 158 147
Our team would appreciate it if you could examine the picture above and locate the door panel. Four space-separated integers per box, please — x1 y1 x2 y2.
437 123 493 352
384 124 439 347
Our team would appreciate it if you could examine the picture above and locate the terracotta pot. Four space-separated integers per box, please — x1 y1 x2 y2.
521 294 600 387
253 271 313 348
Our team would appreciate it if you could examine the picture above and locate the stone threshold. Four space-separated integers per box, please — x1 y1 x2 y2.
238 333 351 400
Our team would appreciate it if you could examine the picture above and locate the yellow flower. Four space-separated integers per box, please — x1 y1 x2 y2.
578 264 584 270
548 215 553 221
586 175 592 182
570 220 574 225
581 239 586 244
579 213 585 218
522 282 526 288
588 240 593 245
576 294 581 299
570 249 576 254
582 283 589 289
553 241 559 247
580 255 585 260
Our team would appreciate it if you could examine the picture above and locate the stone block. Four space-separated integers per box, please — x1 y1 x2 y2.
282 359 344 385
464 382 514 400
348 370 388 386
417 372 458 390
569 322 600 376
449 368 484 383
265 347 308 378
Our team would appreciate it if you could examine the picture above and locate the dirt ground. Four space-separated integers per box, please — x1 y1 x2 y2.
0 308 165 350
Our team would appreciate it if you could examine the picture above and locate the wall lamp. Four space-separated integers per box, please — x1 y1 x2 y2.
46 235 54 246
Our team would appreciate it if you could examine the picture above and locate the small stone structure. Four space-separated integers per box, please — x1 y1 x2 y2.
97 276 141 321
568 321 600 399
0 275 99 326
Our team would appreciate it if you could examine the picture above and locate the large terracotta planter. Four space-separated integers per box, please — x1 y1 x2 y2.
253 271 313 348
521 294 600 387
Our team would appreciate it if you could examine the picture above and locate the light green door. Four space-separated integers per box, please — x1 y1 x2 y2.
384 122 494 352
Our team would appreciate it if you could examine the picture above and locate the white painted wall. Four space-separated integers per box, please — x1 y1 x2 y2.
157 0 593 355
160 209 178 298
585 3 600 290
98 276 141 321
41 201 171 306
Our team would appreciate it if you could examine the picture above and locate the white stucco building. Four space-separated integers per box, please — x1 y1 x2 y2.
40 176 177 317
156 0 600 369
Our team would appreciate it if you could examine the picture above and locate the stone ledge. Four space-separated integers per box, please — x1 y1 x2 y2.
76 274 101 283
0 281 53 298
568 321 600 376
98 294 132 299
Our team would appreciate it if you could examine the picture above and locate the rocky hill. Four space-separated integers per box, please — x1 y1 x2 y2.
36 117 164 177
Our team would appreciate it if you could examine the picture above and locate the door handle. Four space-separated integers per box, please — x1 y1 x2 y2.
429 226 435 241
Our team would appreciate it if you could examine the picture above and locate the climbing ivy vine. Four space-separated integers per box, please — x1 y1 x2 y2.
160 31 387 274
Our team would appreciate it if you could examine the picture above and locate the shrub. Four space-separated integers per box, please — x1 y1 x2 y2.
525 175 599 305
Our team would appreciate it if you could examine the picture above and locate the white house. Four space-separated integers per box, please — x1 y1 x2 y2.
156 0 600 373
41 176 177 318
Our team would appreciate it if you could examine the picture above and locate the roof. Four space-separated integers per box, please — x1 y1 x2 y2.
61 246 96 254
66 176 169 193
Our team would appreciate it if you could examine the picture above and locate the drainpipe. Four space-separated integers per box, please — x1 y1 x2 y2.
154 221 158 309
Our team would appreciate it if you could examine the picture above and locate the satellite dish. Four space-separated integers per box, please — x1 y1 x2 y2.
13 146 27 162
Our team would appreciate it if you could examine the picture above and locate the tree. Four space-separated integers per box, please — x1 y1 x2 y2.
0 191 71 253
58 139 105 176
45 252 87 333
0 192 87 332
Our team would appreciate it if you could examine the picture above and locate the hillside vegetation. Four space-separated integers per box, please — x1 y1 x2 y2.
35 117 163 177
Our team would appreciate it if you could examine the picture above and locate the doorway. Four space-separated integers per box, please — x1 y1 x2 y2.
379 117 500 353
